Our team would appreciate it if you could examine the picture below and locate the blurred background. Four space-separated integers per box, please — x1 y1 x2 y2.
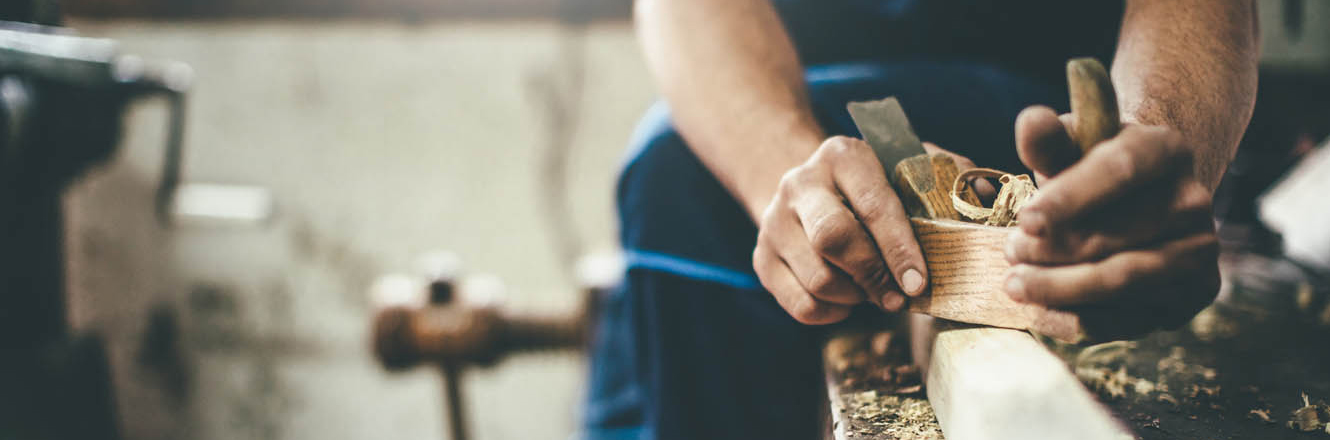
2 1 1329 440
4 0 646 439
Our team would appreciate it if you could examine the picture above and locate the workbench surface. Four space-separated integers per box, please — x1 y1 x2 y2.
824 253 1330 440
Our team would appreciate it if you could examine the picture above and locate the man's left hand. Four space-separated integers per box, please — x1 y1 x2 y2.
1002 106 1221 340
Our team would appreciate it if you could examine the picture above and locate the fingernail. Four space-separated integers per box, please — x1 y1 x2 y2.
901 269 924 296
882 293 905 311
1005 230 1022 263
1004 269 1027 302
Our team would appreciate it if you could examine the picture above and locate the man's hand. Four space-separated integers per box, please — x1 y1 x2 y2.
753 136 986 324
1004 106 1220 339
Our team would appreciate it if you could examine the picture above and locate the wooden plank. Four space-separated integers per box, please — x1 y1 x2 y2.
925 324 1132 440
908 218 1085 342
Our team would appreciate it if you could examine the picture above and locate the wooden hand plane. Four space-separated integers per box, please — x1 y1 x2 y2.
848 58 1121 343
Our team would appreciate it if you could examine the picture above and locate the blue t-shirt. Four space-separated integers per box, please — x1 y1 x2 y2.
775 0 1123 81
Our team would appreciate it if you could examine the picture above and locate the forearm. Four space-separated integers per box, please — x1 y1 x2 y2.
1112 0 1260 190
635 0 824 220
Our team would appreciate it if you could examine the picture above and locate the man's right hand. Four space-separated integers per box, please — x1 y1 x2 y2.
752 136 933 324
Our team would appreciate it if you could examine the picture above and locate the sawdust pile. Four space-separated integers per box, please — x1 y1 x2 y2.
1073 341 1160 401
1070 340 1330 435
845 390 942 439
827 331 940 438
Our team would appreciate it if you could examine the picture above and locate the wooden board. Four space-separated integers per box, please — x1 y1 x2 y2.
925 324 1132 440
908 217 1086 342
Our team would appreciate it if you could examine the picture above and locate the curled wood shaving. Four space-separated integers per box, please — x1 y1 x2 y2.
1249 408 1275 424
951 168 1038 226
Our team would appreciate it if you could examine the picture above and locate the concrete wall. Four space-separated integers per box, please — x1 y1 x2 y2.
61 19 654 440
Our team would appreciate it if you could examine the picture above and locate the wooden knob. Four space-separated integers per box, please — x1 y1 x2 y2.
1067 57 1121 154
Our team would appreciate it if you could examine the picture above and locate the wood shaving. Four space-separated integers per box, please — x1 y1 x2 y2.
1075 340 1135 368
1249 409 1276 424
1154 345 1220 383
1288 393 1330 432
1133 379 1156 394
1077 366 1139 400
1157 346 1187 374
950 168 1037 226
846 390 943 439
1185 384 1221 399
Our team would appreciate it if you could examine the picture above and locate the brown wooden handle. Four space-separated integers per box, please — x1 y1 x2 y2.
1067 57 1120 154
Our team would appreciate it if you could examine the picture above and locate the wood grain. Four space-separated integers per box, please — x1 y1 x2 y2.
926 324 1131 440
894 154 978 220
908 218 1085 342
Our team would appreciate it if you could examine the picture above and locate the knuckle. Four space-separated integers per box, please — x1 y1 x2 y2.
1075 234 1112 261
756 213 787 246
851 188 896 222
758 207 781 234
1097 265 1132 294
823 135 853 150
778 166 806 189
808 214 855 256
1178 182 1214 213
751 246 770 272
1107 149 1139 182
1034 186 1067 214
821 137 851 157
850 256 890 288
789 296 816 322
879 238 919 268
805 266 839 296
778 167 820 200
821 136 867 159
1018 233 1056 261
791 296 837 324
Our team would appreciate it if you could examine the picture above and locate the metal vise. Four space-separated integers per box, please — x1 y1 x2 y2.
0 19 192 440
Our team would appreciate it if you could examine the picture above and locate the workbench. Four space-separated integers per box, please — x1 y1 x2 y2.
824 252 1330 440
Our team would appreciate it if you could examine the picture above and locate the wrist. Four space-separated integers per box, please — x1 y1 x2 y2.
739 130 825 223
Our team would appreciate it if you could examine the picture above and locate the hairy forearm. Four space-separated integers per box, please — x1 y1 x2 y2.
635 0 824 220
1113 0 1260 190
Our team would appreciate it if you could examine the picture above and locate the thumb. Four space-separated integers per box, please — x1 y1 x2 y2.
1015 105 1081 182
